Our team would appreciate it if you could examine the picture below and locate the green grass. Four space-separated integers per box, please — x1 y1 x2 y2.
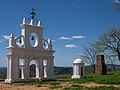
58 71 120 84
50 85 62 89
49 82 60 85
88 86 120 90
64 86 120 90
17 71 120 89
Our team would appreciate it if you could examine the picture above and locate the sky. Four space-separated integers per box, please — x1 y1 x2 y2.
0 0 120 67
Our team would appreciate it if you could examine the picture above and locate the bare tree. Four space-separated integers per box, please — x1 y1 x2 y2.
112 0 120 12
80 45 97 73
105 54 118 71
92 27 120 62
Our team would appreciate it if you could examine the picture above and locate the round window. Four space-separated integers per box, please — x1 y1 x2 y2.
16 36 24 48
29 33 39 47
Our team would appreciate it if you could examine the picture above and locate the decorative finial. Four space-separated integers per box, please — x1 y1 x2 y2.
30 19 34 25
23 18 27 24
48 39 52 50
48 39 52 44
30 8 36 20
10 34 14 38
38 21 42 26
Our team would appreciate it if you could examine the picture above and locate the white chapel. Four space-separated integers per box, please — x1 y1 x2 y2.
5 9 55 83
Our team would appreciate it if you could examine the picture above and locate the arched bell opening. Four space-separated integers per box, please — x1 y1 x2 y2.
29 33 39 47
43 39 49 49
15 36 24 48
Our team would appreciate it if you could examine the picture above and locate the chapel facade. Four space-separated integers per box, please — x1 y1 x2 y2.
5 10 55 83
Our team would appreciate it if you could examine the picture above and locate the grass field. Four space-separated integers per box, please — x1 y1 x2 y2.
15 71 120 90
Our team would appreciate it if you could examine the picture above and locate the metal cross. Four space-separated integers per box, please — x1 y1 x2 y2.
30 8 36 19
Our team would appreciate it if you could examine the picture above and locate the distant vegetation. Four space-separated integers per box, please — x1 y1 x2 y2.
0 67 6 79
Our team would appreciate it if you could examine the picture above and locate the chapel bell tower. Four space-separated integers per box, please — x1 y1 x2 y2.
5 9 55 84
21 9 43 49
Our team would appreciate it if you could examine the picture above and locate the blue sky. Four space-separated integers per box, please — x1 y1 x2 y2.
0 0 120 67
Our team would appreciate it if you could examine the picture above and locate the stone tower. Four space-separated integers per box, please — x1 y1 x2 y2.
95 55 106 75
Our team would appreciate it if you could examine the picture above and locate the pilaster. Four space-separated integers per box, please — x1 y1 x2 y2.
47 57 55 80
39 59 44 80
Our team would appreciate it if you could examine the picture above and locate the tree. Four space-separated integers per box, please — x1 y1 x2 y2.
105 54 118 71
80 45 97 73
92 27 120 61
113 0 120 12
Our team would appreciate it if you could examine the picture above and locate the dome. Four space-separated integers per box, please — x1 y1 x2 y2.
73 59 83 64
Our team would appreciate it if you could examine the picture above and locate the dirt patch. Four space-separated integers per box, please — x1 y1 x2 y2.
0 81 120 90
0 82 50 90
80 82 120 88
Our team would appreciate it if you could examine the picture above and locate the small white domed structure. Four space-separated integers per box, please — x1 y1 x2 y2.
71 58 84 79
73 59 83 64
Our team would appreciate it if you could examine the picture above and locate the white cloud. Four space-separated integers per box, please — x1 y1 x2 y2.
65 44 78 48
72 35 86 39
58 36 72 40
3 35 10 40
59 35 86 40
0 39 5 43
0 35 10 43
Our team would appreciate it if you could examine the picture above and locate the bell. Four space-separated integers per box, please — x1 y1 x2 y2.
31 36 34 40
19 38 22 43
44 42 46 46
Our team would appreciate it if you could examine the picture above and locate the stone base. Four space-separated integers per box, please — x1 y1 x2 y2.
5 77 56 83
71 75 81 79
5 79 14 84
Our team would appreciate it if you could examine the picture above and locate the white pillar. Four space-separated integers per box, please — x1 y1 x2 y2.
72 64 80 79
73 64 76 75
5 56 13 83
24 59 29 81
39 60 44 80
21 65 24 79
7 57 10 79
36 61 40 78
5 56 19 83
12 57 19 81
43 60 47 78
